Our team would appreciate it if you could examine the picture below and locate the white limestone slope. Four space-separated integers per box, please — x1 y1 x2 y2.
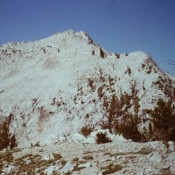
0 30 174 147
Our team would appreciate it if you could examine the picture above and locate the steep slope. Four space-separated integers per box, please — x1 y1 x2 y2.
0 30 175 147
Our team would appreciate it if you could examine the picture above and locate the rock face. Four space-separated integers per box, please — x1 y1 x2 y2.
0 30 175 147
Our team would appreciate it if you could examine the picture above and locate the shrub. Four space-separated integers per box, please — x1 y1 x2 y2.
115 53 120 59
127 66 131 76
98 86 104 99
80 126 94 137
115 114 145 142
147 98 175 141
83 155 94 160
10 135 17 149
88 78 95 90
96 132 112 144
100 48 106 58
0 115 17 150
142 64 145 68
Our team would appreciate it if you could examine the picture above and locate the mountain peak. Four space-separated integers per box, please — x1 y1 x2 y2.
0 30 175 147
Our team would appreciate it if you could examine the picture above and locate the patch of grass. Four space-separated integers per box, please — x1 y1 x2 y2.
0 163 3 171
72 157 79 162
156 168 174 175
2 152 14 163
84 150 93 154
101 163 123 175
72 164 85 172
83 155 93 160
136 147 153 155
15 153 33 162
10 148 22 153
126 155 137 159
32 154 42 159
53 153 62 160
64 172 71 175
110 147 152 157
40 159 55 167
61 160 67 166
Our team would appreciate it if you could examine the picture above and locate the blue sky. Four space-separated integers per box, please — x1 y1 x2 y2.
0 0 175 75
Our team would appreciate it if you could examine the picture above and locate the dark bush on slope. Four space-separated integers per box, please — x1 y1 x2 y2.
96 132 112 144
147 98 175 141
80 125 94 137
115 113 145 142
0 115 17 150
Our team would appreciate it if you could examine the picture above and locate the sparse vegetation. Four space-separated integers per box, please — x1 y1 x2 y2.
99 84 175 143
99 82 147 142
72 157 79 162
83 155 94 160
136 147 153 155
61 160 67 166
53 153 62 160
101 163 123 175
153 76 175 101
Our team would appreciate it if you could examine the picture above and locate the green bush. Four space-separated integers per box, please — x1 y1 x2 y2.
96 132 112 144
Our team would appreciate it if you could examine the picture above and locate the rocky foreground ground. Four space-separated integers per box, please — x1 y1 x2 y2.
0 139 175 175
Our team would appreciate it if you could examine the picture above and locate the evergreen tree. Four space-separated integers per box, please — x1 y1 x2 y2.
148 98 175 141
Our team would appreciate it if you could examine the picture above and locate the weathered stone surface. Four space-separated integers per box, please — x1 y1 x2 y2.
168 141 175 152
78 162 92 168
149 152 162 163
60 162 75 173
